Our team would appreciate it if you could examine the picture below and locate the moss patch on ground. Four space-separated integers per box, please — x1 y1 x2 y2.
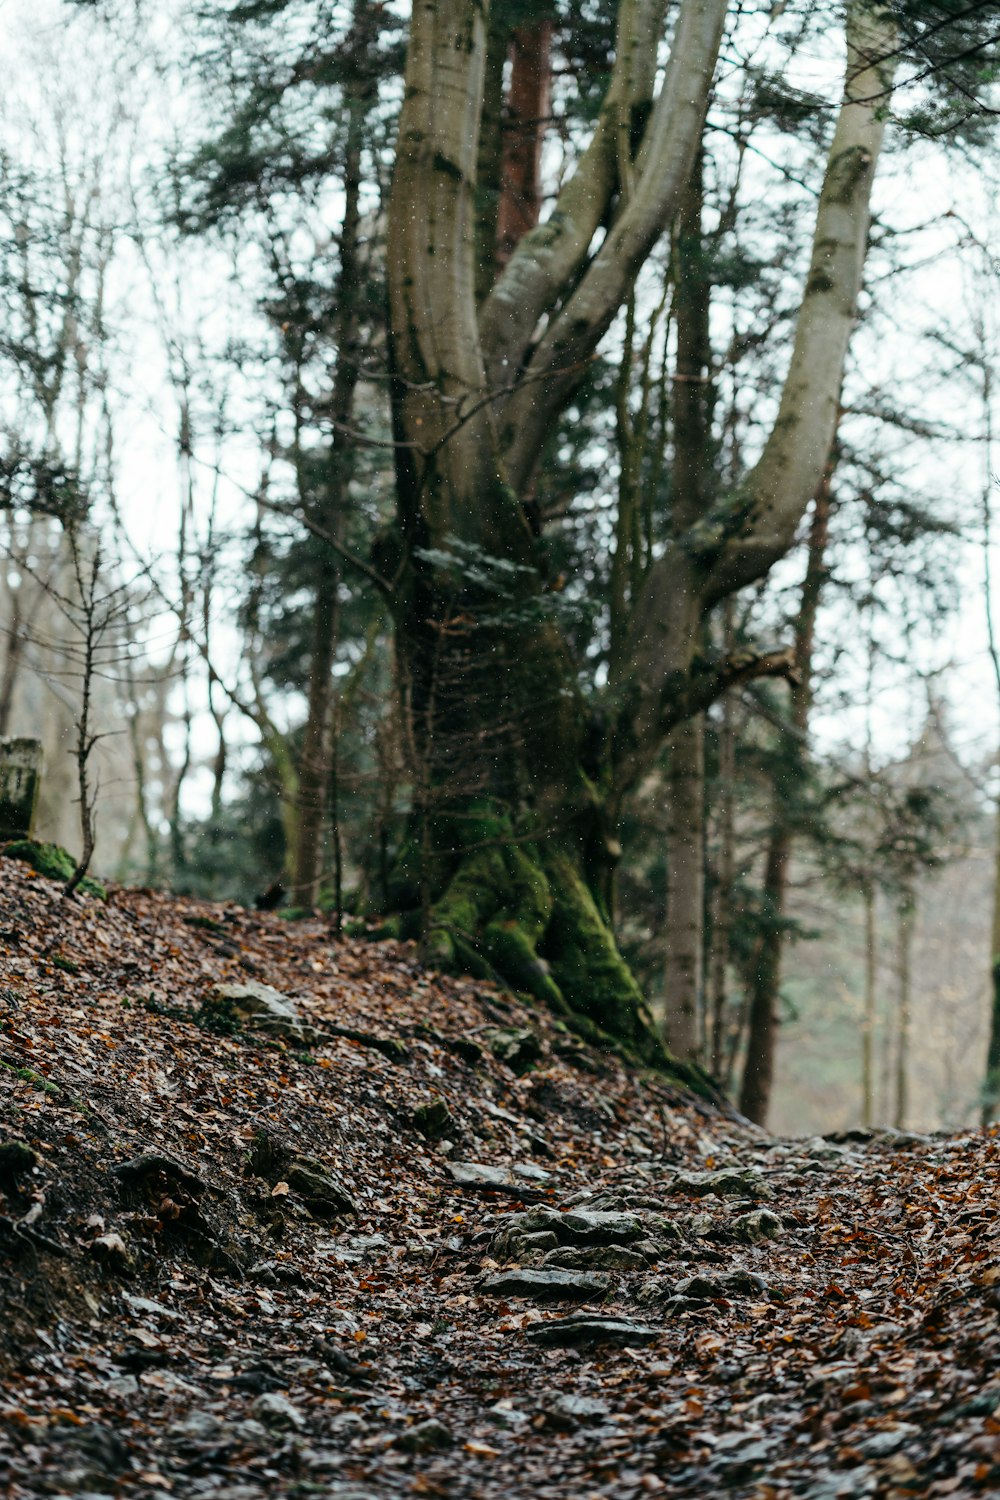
2 841 106 900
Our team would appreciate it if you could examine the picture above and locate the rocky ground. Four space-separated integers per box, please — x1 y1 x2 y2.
1 850 999 1499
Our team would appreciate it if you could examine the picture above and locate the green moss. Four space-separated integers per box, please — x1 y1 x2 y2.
51 954 80 975
1 1059 62 1097
3 841 106 899
183 915 225 934
540 850 661 1060
193 993 243 1036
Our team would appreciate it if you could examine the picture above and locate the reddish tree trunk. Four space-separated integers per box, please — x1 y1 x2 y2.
496 23 552 270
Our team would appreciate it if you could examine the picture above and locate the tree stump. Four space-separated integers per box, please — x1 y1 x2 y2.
0 738 42 841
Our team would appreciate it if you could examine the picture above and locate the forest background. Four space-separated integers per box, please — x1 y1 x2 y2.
1 0 999 1137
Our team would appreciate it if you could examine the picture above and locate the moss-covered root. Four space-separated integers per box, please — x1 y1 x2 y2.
539 849 665 1065
421 837 720 1099
421 840 567 1008
2 840 106 899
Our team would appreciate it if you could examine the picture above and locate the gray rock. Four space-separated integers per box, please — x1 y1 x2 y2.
512 1162 551 1182
211 982 317 1045
642 1215 686 1243
485 1027 543 1074
446 1161 526 1191
412 1098 454 1140
522 1230 560 1252
801 1467 877 1499
122 1294 181 1322
173 1412 226 1445
394 1419 454 1453
526 1315 661 1349
486 1401 529 1428
857 1424 919 1459
250 1393 305 1432
677 1212 714 1237
543 1244 649 1272
549 1393 610 1424
667 1167 774 1201
730 1209 783 1245
677 1266 773 1302
481 1267 610 1301
285 1160 357 1217
559 1209 644 1244
104 1374 140 1398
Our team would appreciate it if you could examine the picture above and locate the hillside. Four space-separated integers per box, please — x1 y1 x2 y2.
1 852 999 1499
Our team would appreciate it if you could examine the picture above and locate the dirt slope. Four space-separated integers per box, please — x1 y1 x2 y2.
1 854 999 1499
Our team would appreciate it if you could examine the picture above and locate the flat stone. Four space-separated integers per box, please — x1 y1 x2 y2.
486 1400 529 1428
214 980 299 1023
211 982 316 1044
559 1209 645 1244
543 1244 649 1272
511 1206 564 1233
857 1424 919 1459
674 1270 769 1299
481 1268 609 1301
122 1294 181 1322
667 1167 774 1201
173 1412 226 1444
449 1164 521 1188
513 1162 551 1182
527 1315 660 1349
551 1393 610 1423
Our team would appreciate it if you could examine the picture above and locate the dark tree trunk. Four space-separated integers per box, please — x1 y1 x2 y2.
739 468 831 1124
663 147 711 1061
290 0 369 905
292 566 340 906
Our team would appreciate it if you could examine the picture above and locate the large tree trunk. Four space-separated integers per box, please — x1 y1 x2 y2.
385 0 895 1068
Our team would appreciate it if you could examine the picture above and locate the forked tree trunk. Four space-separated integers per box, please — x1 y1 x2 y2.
385 0 896 1069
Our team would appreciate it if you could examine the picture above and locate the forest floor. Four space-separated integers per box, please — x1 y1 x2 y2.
0 854 998 1500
